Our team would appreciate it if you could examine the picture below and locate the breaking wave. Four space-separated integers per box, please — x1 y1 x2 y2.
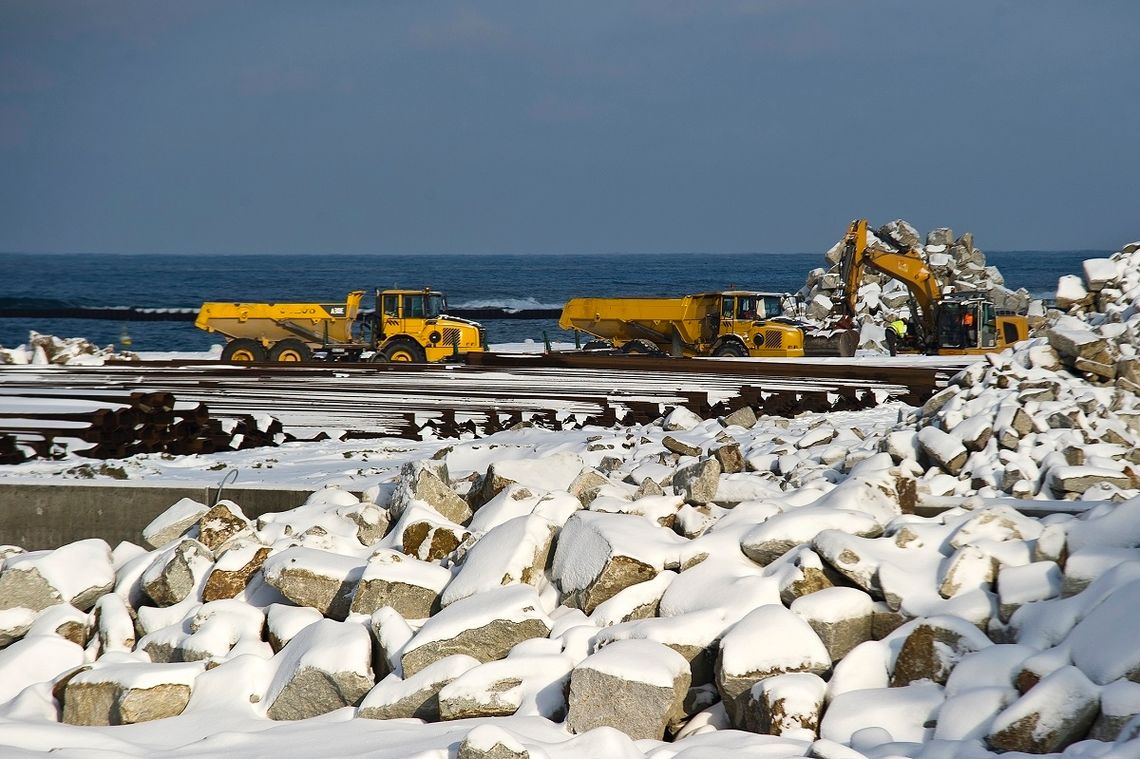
449 297 564 313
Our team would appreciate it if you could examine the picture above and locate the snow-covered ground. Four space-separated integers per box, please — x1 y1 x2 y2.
2 240 1140 758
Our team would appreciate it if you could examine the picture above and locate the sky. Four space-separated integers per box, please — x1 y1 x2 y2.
1 1 1138 256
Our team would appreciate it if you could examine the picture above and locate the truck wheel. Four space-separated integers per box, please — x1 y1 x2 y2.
712 341 745 357
268 339 312 363
382 339 427 363
621 339 660 355
221 338 266 363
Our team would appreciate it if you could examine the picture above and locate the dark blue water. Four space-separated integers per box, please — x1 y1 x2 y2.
0 250 1101 352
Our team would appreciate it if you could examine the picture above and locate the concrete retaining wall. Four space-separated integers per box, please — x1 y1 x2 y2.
0 483 327 550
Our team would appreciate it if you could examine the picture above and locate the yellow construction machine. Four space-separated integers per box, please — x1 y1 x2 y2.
558 291 805 358
837 219 1029 355
195 288 485 363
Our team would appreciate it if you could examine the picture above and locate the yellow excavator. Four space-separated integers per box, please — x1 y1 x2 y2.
837 219 1029 355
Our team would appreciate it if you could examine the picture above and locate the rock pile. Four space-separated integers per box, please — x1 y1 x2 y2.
797 220 1034 352
4 390 1140 756
904 238 1140 500
0 332 138 366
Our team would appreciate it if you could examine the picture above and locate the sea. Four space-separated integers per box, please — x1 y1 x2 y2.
0 250 1104 353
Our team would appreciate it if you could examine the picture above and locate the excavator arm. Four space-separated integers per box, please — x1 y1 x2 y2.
837 219 943 348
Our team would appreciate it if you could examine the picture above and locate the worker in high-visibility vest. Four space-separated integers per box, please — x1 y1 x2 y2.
889 319 907 338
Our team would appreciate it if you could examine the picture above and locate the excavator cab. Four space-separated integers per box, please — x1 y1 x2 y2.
935 295 998 352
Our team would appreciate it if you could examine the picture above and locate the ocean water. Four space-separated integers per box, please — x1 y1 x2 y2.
0 250 1102 352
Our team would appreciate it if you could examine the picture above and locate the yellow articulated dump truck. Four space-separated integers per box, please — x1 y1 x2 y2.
195 288 485 363
558 291 805 358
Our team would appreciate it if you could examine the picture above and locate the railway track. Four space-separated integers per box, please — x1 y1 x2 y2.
0 354 954 459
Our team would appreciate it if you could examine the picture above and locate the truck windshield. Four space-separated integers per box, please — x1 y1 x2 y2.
427 293 446 317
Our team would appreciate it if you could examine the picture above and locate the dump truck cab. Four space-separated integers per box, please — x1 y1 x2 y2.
713 291 803 357
373 288 485 362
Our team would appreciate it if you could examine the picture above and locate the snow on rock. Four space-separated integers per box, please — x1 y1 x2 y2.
261 546 364 620
265 618 373 720
715 604 830 727
457 724 530 759
743 671 826 739
400 585 552 677
389 460 472 525
1066 578 1140 685
358 653 480 720
0 539 114 614
468 453 585 508
821 682 944 746
142 497 210 549
789 587 874 663
441 515 558 608
986 665 1101 753
1091 679 1140 741
740 508 883 566
0 635 85 705
438 653 574 720
350 549 452 619
62 658 205 726
888 616 992 686
0 332 138 366
384 501 472 562
567 639 690 740
552 511 684 614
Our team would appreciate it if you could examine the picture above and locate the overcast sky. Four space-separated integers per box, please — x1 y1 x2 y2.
1 1 1138 255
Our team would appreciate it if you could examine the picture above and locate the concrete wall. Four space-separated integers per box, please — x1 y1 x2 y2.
0 484 326 550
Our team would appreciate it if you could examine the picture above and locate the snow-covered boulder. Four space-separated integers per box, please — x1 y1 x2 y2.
261 547 364 620
552 511 683 614
986 665 1100 753
441 515 557 607
789 587 874 663
743 671 826 739
202 541 270 602
673 458 722 505
142 498 210 549
438 653 574 720
400 585 552 677
889 617 992 687
740 508 883 566
358 654 480 721
140 539 214 608
62 659 204 726
567 639 690 740
265 618 373 720
196 501 252 552
0 539 114 615
350 549 451 619
715 604 830 727
390 461 472 524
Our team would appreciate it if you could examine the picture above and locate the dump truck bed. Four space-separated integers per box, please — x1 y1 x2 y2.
194 291 364 347
559 294 721 345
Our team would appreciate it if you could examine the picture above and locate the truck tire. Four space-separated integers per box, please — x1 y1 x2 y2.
221 338 266 363
268 339 312 363
382 339 427 363
712 341 745 358
621 339 660 355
